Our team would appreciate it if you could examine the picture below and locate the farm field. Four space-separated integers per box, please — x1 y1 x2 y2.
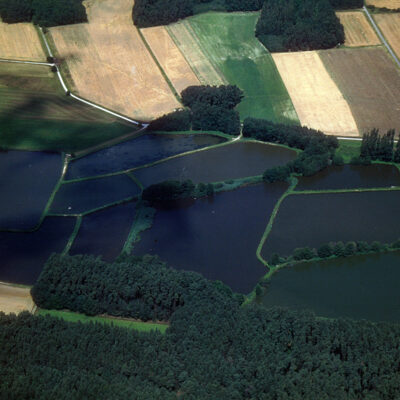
0 283 35 314
320 47 400 134
49 0 179 121
336 11 380 47
0 20 45 61
141 26 200 93
374 13 400 58
365 0 400 9
183 12 299 123
167 21 226 85
272 51 359 136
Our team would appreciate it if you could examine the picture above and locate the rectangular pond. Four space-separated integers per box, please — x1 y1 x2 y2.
69 202 137 261
0 217 76 285
260 251 400 322
65 133 226 179
49 174 140 215
262 191 400 260
134 141 296 187
0 151 62 230
132 183 288 294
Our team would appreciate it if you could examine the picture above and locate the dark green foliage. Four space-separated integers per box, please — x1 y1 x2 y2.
148 109 191 131
0 0 32 23
357 241 370 253
181 85 244 109
332 153 344 166
0 0 87 26
293 247 315 261
318 243 333 258
263 165 290 183
269 253 281 265
225 0 263 11
191 104 240 134
394 140 400 163
371 241 384 253
344 241 357 256
350 155 371 165
142 180 195 204
206 183 214 196
256 0 344 52
360 128 397 162
333 241 345 257
329 0 363 8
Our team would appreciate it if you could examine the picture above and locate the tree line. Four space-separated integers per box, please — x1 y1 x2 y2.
149 85 243 135
0 0 87 26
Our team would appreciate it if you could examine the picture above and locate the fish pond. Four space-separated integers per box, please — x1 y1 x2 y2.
133 183 288 294
0 151 61 230
134 141 296 187
66 133 226 179
262 190 400 260
260 251 400 322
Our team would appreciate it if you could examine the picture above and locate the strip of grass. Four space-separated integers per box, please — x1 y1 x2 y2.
37 309 168 333
337 139 361 163
187 12 299 124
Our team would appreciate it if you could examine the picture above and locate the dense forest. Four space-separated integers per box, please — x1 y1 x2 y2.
256 0 344 52
0 0 87 26
4 268 400 398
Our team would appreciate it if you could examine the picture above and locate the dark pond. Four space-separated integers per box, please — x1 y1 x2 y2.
261 251 400 322
69 202 136 261
262 191 400 260
296 164 400 191
50 174 140 215
133 183 288 294
0 217 75 284
66 133 225 179
0 151 61 230
134 141 297 187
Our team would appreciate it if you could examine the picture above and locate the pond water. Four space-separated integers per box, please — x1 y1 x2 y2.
69 202 136 261
260 251 400 322
133 183 288 294
296 164 400 191
0 151 61 230
262 191 400 260
134 141 296 187
0 217 75 285
50 174 140 215
66 133 225 179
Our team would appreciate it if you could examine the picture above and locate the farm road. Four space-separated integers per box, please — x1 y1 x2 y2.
363 6 400 69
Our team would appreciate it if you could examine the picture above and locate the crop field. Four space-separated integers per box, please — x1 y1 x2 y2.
49 0 179 121
182 12 299 123
365 0 400 9
141 26 200 93
320 47 400 134
374 13 400 58
167 21 226 85
336 11 380 47
272 51 359 136
0 20 45 61
0 283 35 314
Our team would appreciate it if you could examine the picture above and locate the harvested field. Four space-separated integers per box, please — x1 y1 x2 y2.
0 283 35 314
272 51 359 136
366 0 400 9
336 11 380 47
49 0 179 121
0 20 45 61
374 13 400 58
167 21 226 85
320 47 400 134
141 26 200 93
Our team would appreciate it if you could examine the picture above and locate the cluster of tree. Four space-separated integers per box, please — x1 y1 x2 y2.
0 0 87 26
4 281 400 398
150 85 242 134
329 0 363 9
31 253 229 321
270 238 400 265
255 0 344 52
243 118 339 181
356 128 400 164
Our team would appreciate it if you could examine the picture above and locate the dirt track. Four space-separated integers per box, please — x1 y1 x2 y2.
0 283 34 314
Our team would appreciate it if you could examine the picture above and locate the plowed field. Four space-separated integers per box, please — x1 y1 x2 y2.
365 0 400 9
374 13 400 58
0 283 34 314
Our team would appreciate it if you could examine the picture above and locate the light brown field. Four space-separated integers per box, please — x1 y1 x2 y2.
272 51 359 136
336 11 380 47
0 20 45 61
141 26 200 94
167 21 226 85
320 47 400 134
374 13 400 58
49 0 180 121
365 0 400 9
0 283 35 314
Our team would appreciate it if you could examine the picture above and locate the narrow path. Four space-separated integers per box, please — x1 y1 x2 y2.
363 6 400 69
0 58 54 66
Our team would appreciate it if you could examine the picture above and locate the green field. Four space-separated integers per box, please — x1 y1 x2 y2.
336 139 361 163
0 63 134 152
187 12 299 124
37 309 168 333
